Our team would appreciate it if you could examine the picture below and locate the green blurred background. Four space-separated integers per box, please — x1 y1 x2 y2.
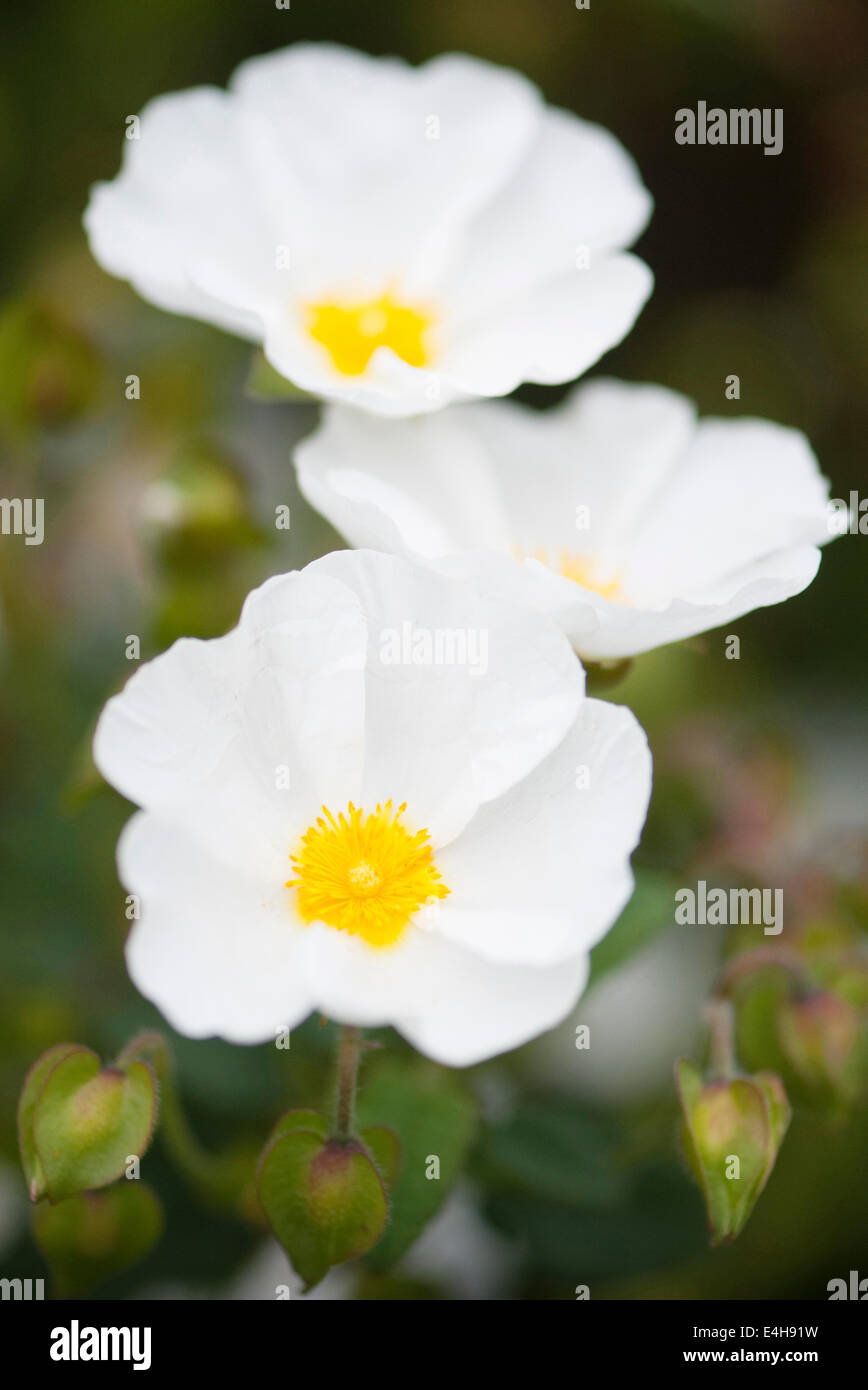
1 0 866 1299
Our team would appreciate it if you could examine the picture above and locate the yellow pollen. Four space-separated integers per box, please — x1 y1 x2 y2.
305 291 435 376
517 546 628 604
287 800 448 948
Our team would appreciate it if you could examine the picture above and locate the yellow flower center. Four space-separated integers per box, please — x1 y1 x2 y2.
517 546 628 604
305 291 435 376
287 801 448 948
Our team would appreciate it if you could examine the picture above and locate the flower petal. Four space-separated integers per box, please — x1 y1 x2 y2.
460 379 696 558
84 88 276 338
440 255 653 396
120 813 311 1044
296 380 696 562
441 105 653 317
434 697 651 965
626 417 832 601
308 550 584 844
298 921 589 1067
296 383 834 659
93 570 368 865
229 44 543 296
572 544 823 660
295 404 514 557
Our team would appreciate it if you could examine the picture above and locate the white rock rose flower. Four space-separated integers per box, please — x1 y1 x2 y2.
83 43 653 417
295 379 837 661
93 551 651 1066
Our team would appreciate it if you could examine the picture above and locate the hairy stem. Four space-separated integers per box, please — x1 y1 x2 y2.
705 997 737 1079
118 1030 247 1209
334 1025 362 1139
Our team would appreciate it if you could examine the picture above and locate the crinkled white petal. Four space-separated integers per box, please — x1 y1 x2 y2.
295 381 834 656
296 379 695 561
297 922 590 1067
120 813 312 1044
440 105 652 316
459 379 697 557
308 550 583 844
228 45 543 297
571 545 823 660
624 417 834 601
438 256 653 397
461 542 823 662
295 404 515 558
84 88 277 340
93 570 368 868
434 697 651 965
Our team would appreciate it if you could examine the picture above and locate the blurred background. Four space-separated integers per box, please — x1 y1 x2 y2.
1 0 866 1299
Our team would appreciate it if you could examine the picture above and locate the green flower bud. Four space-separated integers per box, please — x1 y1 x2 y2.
676 1058 790 1245
257 1110 390 1290
18 1044 157 1203
778 991 868 1107
33 1184 163 1298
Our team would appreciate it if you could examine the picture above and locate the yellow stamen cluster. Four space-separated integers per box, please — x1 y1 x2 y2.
305 292 434 377
287 801 448 948
517 545 627 603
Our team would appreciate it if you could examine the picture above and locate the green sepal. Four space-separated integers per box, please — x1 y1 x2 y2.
360 1124 402 1192
265 1109 329 1149
18 1044 85 1202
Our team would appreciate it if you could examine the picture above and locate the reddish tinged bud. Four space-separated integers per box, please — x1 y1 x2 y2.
18 1044 157 1204
257 1113 390 1290
778 991 868 1106
676 1058 790 1246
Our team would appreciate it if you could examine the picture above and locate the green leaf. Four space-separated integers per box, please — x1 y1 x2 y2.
32 1049 157 1203
33 1184 163 1298
486 1162 706 1284
245 350 314 402
18 1044 86 1202
356 1063 477 1273
589 869 679 986
478 1096 625 1209
258 1133 388 1290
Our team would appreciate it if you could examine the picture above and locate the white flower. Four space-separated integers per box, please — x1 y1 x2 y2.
83 43 652 418
93 551 651 1066
295 379 836 660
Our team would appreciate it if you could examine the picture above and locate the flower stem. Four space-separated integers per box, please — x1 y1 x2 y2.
334 1025 362 1139
118 1030 248 1209
714 947 807 998
705 997 737 1079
